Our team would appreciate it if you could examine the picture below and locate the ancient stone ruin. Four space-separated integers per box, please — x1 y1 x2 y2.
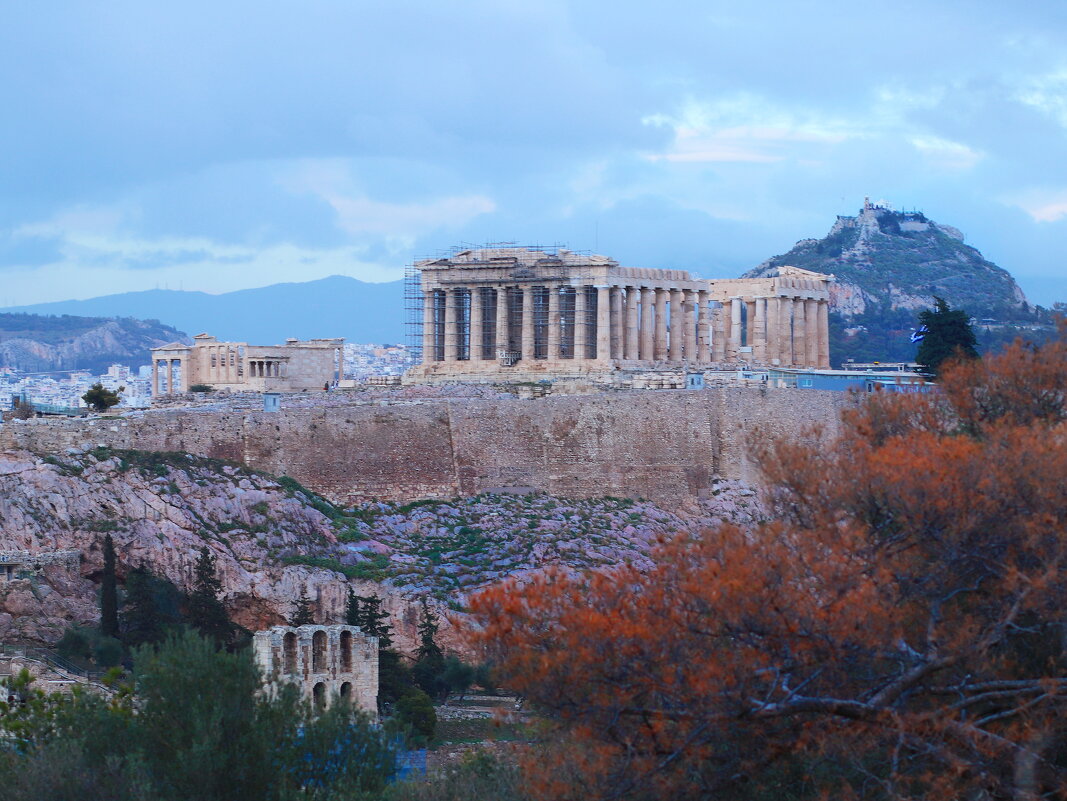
151 333 344 395
253 624 378 714
407 246 832 382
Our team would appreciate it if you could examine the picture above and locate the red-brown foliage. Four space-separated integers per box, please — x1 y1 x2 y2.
467 328 1067 800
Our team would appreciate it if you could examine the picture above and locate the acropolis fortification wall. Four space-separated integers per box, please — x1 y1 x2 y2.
0 388 848 505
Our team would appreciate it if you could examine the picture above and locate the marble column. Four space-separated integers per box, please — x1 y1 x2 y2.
639 287 654 361
547 287 560 362
805 299 819 368
152 360 160 395
495 288 509 360
728 298 743 360
574 286 588 360
521 285 535 361
793 298 807 367
469 287 483 361
624 287 639 360
667 289 683 362
753 297 767 363
745 300 756 349
596 286 611 360
711 304 726 362
443 289 457 361
766 297 779 365
818 301 830 369
684 290 698 362
654 288 668 361
697 290 711 363
609 286 623 359
778 297 793 366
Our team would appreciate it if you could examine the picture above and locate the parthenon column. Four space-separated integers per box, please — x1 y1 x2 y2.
521 286 535 361
728 298 742 361
745 300 756 349
152 360 160 394
793 298 807 367
753 297 767 363
805 299 819 368
711 304 726 362
778 297 793 366
596 287 611 360
697 290 710 363
547 287 560 361
443 288 457 362
683 290 698 361
624 287 639 359
818 300 830 368
469 287 483 361
609 286 623 359
668 289 683 362
574 286 588 360
654 288 668 361
770 298 782 366
639 287 654 361
495 288 509 359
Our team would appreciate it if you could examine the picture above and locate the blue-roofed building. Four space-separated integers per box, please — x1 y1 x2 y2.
768 367 931 393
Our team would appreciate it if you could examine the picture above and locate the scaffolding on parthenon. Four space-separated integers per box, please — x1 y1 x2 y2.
404 244 595 371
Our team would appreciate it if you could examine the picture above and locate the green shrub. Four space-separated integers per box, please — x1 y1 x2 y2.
394 688 436 743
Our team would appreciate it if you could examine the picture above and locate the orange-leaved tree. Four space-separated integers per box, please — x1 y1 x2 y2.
467 324 1067 801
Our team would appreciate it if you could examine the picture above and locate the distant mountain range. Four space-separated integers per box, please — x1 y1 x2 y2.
6 275 407 347
0 313 188 374
743 202 1048 363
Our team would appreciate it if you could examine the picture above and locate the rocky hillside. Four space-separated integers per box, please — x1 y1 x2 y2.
0 313 188 373
0 446 758 651
744 201 1047 363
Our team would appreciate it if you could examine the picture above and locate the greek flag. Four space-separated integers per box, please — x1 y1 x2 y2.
910 325 928 343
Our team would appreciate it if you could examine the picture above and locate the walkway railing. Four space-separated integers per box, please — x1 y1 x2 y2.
0 644 106 682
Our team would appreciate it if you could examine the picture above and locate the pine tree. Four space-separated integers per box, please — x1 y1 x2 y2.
345 587 362 628
915 296 979 376
100 533 119 639
122 565 163 647
186 547 232 647
290 592 315 626
345 588 392 648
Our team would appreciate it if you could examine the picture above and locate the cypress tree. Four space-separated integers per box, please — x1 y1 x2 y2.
100 533 119 638
345 588 393 648
186 547 232 647
412 602 445 698
915 296 979 376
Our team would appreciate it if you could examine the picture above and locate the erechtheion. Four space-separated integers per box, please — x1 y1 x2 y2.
406 246 831 382
151 334 343 395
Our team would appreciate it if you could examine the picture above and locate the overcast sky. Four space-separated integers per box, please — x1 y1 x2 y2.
2 1 1067 307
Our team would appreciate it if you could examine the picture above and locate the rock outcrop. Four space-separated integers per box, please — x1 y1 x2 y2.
744 201 1047 362
0 446 760 652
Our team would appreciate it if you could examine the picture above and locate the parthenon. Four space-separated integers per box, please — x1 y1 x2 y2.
407 247 832 381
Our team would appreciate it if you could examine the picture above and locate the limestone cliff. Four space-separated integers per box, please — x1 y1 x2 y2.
0 444 761 652
0 313 188 374
0 447 409 647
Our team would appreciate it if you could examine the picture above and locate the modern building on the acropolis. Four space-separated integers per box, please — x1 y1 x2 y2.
151 334 344 395
406 246 832 382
